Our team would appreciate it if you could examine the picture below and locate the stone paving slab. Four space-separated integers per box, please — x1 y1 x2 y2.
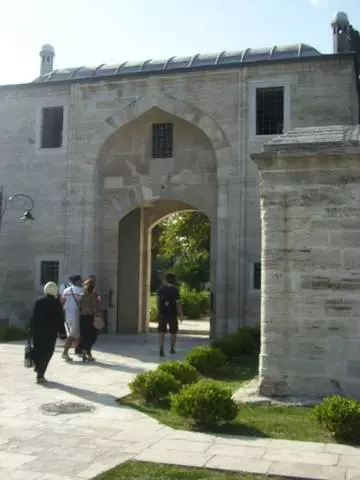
267 462 347 480
1 334 360 480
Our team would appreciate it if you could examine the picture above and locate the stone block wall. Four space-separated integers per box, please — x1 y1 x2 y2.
252 125 360 399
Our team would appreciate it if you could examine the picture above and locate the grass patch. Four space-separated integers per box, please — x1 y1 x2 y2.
119 394 332 443
119 355 334 444
208 356 258 391
93 460 279 479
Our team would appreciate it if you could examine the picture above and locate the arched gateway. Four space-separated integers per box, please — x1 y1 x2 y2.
92 91 232 337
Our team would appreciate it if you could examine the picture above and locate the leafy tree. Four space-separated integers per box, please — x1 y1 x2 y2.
153 211 210 290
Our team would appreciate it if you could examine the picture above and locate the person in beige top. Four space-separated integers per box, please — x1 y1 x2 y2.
78 278 101 362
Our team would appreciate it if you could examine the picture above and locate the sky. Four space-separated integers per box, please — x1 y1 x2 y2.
0 0 359 85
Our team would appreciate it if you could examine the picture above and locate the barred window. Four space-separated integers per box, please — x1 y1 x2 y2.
152 123 173 158
253 262 261 290
41 106 64 148
40 261 60 285
256 87 284 136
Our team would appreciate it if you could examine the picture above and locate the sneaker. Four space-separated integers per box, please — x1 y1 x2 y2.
170 348 176 355
36 377 46 384
159 348 165 357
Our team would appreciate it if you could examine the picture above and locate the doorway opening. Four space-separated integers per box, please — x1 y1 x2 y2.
117 199 212 337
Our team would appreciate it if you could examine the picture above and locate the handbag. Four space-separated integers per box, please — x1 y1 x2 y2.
24 331 34 368
93 312 105 330
88 290 105 330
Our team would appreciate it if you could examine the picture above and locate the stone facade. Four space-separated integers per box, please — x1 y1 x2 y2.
252 125 360 399
0 53 358 336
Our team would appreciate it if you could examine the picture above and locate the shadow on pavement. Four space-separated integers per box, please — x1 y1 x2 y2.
91 333 209 364
45 381 124 408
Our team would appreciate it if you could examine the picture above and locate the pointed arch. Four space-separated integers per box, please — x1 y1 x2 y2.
98 90 232 160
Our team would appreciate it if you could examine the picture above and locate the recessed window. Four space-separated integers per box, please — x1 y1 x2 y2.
41 106 64 149
40 261 60 285
253 262 261 290
256 87 284 136
152 123 173 158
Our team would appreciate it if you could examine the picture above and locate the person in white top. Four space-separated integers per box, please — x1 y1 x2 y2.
60 275 83 362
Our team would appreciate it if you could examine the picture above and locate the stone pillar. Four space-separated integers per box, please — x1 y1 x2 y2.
117 208 142 333
139 207 150 333
252 125 360 399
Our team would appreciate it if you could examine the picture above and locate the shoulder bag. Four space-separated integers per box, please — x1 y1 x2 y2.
92 292 105 331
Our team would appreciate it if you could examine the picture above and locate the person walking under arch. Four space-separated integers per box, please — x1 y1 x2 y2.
157 273 184 357
75 274 102 356
30 282 66 384
61 275 83 362
78 278 101 362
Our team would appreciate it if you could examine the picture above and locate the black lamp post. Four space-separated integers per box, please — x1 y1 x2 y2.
0 191 35 233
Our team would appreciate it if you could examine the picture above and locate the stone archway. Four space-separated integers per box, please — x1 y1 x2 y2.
65 91 234 335
117 199 212 334
97 102 221 334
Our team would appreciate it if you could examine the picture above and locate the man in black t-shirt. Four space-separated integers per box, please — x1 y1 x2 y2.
157 273 184 357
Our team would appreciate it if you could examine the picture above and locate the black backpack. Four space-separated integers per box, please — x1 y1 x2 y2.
159 288 175 313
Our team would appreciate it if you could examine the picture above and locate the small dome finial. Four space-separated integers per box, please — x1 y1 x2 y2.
39 44 55 76
331 12 350 54
331 11 349 26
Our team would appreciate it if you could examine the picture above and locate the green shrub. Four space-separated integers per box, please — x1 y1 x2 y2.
185 345 227 375
198 290 210 315
314 395 360 441
171 380 237 426
0 324 27 342
157 361 199 385
129 370 181 405
212 326 261 362
180 286 210 319
149 305 158 322
242 325 261 352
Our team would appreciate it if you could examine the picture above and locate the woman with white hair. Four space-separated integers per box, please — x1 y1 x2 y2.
29 282 66 384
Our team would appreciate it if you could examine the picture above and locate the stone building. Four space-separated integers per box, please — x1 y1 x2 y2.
0 12 358 337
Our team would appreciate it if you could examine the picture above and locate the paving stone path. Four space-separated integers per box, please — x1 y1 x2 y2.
1 334 360 480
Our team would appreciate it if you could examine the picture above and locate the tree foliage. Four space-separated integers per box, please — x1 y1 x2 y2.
151 211 210 291
159 211 210 260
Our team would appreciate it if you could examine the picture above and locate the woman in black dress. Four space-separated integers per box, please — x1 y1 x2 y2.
30 282 66 384
78 278 101 362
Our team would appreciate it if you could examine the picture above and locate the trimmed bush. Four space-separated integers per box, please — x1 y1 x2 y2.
157 361 199 385
129 370 181 405
185 345 227 375
314 395 360 441
0 324 27 342
180 286 210 319
212 326 261 362
171 380 237 426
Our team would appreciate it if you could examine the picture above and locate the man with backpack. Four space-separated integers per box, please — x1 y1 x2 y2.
157 273 184 357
